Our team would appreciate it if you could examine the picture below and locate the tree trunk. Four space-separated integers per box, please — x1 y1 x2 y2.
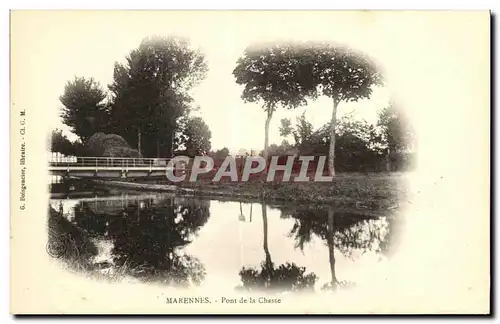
170 129 175 158
385 147 391 172
250 204 253 222
137 127 142 157
262 203 272 268
328 98 339 176
327 209 338 286
263 109 273 162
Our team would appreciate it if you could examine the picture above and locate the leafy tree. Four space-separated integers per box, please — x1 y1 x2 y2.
306 42 383 175
50 129 85 156
233 42 316 160
377 101 415 171
108 35 208 158
180 117 212 157
279 118 293 138
214 147 230 160
300 115 385 172
279 113 314 151
59 76 107 144
50 129 74 155
293 113 314 148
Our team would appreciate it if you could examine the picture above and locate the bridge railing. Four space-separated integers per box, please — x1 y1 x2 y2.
49 156 172 168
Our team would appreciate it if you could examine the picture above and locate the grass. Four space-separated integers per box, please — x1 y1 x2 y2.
95 172 409 212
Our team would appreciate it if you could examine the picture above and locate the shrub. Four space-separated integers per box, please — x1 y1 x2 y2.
86 132 142 158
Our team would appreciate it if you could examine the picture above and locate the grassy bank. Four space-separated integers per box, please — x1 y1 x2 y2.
92 173 409 212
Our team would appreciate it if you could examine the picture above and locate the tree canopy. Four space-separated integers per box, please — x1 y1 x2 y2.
177 116 212 157
233 42 317 159
107 36 208 158
57 35 212 159
59 77 107 144
234 40 384 174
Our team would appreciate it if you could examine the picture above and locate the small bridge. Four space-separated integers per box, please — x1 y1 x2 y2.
49 156 177 179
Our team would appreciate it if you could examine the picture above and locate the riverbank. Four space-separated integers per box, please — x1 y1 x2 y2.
91 173 409 212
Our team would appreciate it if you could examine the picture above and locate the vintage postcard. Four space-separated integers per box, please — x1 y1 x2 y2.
10 10 490 314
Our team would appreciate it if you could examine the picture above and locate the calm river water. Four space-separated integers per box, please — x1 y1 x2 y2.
48 190 397 293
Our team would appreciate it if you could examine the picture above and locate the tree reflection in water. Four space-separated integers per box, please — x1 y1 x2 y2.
110 199 210 286
53 197 211 287
237 202 317 293
281 206 392 290
47 205 99 271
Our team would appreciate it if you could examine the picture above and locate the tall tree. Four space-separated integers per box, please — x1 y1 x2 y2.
308 42 383 175
59 76 107 144
233 42 316 160
108 35 207 158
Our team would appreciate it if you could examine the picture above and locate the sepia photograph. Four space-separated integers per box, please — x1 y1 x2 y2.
9 10 490 314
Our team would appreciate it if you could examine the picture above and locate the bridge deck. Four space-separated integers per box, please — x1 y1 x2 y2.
48 156 183 178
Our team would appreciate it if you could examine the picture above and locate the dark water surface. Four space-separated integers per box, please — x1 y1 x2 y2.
48 192 398 293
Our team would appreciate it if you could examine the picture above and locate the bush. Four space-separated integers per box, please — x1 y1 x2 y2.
103 146 142 158
86 132 142 158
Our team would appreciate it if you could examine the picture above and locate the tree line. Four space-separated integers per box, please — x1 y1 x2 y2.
51 36 415 173
53 36 212 159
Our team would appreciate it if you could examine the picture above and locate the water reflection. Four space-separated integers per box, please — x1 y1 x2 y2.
282 206 392 290
48 193 394 292
237 203 317 293
47 205 99 271
48 196 210 286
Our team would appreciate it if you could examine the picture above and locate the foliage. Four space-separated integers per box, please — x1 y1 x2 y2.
86 132 142 158
59 77 108 144
50 129 85 156
177 116 212 157
50 129 74 155
47 205 98 271
233 41 316 112
233 41 316 158
284 208 390 255
375 102 415 171
108 36 208 157
71 198 210 286
109 201 210 285
303 41 383 102
234 40 383 174
238 261 317 292
279 118 293 138
277 115 386 172
279 113 314 151
213 147 230 160
303 41 383 175
102 146 142 158
282 206 392 287
377 102 415 152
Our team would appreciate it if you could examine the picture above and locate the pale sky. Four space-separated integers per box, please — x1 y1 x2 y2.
15 11 392 154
